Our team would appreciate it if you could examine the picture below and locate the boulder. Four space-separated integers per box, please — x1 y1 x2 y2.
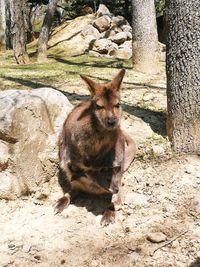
47 14 96 56
92 38 112 54
119 40 132 50
93 15 111 33
110 32 128 45
0 88 73 199
81 24 101 39
110 47 132 59
121 24 132 33
111 16 127 27
96 4 111 18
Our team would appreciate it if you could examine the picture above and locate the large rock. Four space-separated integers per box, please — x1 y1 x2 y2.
47 14 96 56
96 4 111 18
92 38 112 54
81 25 101 39
0 88 73 199
110 47 132 59
93 15 111 33
110 32 128 45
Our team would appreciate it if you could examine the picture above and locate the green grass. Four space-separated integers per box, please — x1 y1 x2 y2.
0 50 132 91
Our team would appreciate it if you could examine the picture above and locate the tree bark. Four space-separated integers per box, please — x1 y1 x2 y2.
10 0 29 64
0 0 6 51
132 0 159 74
37 0 58 63
166 0 200 153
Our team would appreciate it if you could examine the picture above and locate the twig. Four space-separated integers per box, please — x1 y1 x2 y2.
150 229 188 256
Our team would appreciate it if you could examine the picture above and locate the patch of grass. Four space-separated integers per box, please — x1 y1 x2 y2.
0 51 131 91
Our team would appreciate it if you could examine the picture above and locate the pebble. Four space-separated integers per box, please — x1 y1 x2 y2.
147 232 167 243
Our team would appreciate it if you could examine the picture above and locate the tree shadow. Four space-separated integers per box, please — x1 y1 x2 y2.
2 76 166 137
54 56 131 69
122 103 167 137
189 258 200 267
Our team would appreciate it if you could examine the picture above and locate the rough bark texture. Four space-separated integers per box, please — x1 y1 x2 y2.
10 0 29 64
132 0 159 74
166 0 200 154
0 0 6 50
37 0 58 63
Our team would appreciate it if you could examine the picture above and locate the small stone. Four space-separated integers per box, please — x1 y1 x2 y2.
8 243 16 250
152 145 165 156
185 164 196 174
147 232 167 243
93 16 111 33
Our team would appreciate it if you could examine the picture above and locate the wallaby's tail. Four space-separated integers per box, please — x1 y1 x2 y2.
123 131 137 171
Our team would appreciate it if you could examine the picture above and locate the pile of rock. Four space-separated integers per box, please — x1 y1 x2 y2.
81 4 132 59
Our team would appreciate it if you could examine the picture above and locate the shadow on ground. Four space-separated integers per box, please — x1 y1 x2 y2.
2 75 166 137
189 258 200 267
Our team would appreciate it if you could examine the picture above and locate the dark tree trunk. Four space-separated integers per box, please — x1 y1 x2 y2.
10 0 29 64
37 0 58 63
132 0 159 74
166 0 200 153
0 0 6 51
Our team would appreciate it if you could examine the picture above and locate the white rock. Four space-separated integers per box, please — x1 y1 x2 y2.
92 38 112 54
0 88 73 199
110 32 128 45
152 145 165 156
93 15 111 33
96 4 111 17
147 232 167 243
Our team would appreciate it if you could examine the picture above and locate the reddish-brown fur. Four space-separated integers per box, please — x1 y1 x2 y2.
55 69 136 226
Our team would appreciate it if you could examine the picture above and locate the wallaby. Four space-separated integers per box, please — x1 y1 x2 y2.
55 69 136 226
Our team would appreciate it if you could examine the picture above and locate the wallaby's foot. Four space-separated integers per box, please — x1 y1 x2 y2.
54 194 70 214
101 209 115 227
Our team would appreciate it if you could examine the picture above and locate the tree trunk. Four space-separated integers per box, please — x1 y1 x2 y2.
10 0 29 64
166 0 200 154
0 0 6 51
37 0 58 63
132 0 159 74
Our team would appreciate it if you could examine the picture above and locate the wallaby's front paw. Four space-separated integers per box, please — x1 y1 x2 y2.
54 195 70 214
101 209 115 227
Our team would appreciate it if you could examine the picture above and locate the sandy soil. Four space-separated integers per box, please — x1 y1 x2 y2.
0 65 200 267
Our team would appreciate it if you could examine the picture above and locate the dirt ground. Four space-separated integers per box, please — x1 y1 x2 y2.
0 59 200 267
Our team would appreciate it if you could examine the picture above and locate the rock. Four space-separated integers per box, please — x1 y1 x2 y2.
48 15 96 56
111 16 127 27
81 25 101 39
121 24 132 33
126 31 132 40
110 47 132 59
152 145 165 156
119 40 132 50
101 29 116 39
0 88 73 200
96 4 111 18
88 50 103 57
92 38 112 54
93 15 111 33
108 42 118 55
147 232 167 243
124 192 148 206
110 32 128 45
112 26 122 34
0 141 9 171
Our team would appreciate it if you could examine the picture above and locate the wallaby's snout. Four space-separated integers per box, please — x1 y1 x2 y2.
107 116 117 128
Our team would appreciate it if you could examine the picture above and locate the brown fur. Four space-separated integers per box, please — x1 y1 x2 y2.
55 69 136 226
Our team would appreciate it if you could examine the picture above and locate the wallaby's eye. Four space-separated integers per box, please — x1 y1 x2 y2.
96 104 104 110
115 103 121 108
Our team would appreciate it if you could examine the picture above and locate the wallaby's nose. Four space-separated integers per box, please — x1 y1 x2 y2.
107 117 116 127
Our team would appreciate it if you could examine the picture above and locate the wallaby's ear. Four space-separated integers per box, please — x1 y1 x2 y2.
80 75 97 95
110 69 126 91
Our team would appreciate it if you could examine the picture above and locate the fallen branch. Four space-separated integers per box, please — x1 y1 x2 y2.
150 229 188 256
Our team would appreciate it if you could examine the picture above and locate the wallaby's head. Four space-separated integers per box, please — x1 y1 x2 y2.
80 69 125 130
